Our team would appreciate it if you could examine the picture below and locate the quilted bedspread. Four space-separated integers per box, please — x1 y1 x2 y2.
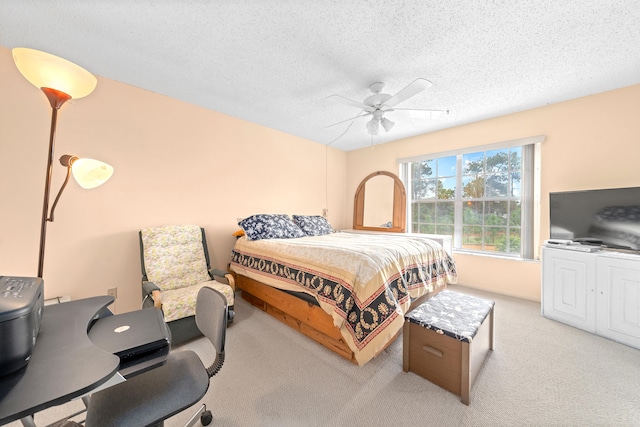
230 232 457 365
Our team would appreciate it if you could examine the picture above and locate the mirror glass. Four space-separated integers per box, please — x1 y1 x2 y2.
353 171 406 232
363 175 395 228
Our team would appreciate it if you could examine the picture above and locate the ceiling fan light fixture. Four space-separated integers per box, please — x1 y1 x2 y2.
380 117 395 132
366 118 379 135
325 78 438 142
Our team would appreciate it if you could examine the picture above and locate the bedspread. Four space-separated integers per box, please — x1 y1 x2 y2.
230 232 457 365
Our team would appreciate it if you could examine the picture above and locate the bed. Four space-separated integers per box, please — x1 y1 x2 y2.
230 229 457 365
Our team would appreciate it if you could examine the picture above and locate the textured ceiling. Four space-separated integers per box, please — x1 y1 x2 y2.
2 1 640 151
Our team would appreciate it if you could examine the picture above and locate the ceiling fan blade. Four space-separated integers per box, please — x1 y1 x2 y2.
392 108 449 119
324 112 371 128
393 108 443 112
326 94 376 112
393 108 448 114
382 78 433 109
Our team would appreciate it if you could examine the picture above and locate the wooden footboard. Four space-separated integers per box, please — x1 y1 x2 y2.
235 274 442 364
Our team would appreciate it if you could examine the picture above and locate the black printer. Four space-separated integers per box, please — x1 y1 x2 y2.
0 276 44 376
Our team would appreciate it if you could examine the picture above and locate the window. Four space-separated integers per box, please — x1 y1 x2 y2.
399 136 542 259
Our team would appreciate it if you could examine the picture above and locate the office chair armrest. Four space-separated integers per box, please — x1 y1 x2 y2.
142 281 163 308
209 269 236 291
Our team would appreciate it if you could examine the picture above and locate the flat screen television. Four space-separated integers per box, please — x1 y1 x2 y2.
550 187 640 251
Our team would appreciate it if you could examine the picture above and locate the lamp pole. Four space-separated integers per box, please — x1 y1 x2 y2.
37 88 72 278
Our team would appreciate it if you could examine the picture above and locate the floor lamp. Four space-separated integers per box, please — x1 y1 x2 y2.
12 48 113 278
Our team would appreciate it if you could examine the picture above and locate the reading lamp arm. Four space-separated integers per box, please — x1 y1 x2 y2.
47 155 78 222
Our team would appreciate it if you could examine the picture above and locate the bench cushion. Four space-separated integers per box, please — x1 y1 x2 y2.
406 289 494 343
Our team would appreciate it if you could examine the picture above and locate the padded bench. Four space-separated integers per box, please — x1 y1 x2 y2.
403 289 495 405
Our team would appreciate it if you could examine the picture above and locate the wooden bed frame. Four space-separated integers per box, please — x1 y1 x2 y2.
235 273 443 364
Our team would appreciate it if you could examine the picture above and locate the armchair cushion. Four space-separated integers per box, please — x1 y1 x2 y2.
141 225 210 291
160 280 235 323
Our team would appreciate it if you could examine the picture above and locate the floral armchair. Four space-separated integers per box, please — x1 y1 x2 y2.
140 224 235 344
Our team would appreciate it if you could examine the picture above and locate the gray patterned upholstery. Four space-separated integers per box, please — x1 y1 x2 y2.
406 290 494 343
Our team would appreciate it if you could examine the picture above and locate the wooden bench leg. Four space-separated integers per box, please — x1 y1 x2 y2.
461 341 470 405
489 305 495 350
461 304 494 405
402 321 410 372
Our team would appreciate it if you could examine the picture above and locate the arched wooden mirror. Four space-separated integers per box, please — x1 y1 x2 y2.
353 171 406 232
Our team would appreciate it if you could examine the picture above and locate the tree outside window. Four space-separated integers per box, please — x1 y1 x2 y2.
408 147 523 255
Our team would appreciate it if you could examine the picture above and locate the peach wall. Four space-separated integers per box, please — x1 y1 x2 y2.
3 43 638 309
0 46 347 313
347 84 640 301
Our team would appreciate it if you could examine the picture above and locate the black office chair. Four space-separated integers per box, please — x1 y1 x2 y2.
85 286 228 427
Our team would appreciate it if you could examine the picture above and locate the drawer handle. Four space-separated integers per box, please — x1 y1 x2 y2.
422 345 443 358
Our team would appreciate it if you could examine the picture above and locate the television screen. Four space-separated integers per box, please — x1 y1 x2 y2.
550 187 640 251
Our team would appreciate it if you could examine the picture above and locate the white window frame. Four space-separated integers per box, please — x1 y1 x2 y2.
398 135 544 259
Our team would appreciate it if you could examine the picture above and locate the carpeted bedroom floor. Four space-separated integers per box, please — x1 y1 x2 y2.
15 285 640 427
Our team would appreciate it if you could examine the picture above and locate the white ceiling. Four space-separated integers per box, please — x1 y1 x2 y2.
2 1 640 151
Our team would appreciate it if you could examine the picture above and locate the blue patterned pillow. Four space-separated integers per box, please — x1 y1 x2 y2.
238 214 305 241
292 215 334 236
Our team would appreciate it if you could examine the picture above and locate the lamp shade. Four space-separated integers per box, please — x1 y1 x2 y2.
12 48 97 99
71 158 114 189
366 118 379 135
381 117 395 132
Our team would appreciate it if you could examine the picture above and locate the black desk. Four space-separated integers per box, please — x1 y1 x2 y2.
0 296 168 426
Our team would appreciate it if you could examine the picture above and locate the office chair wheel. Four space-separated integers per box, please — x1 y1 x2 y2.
201 409 213 426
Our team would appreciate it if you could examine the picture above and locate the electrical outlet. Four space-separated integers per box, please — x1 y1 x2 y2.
107 287 117 299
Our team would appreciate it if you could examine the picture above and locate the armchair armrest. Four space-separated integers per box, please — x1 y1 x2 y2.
209 268 236 292
142 281 163 308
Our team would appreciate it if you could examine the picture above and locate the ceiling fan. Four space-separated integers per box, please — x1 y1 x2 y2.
325 78 445 136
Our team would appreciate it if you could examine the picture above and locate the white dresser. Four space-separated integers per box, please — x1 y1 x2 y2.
541 245 640 349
